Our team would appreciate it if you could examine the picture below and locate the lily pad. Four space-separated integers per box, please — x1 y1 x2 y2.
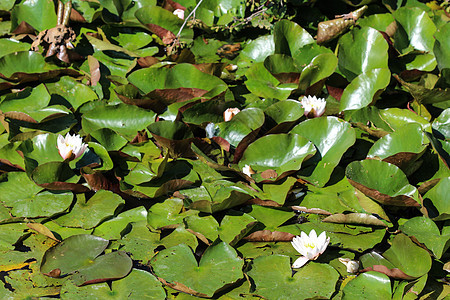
337 27 389 81
345 159 420 207
342 271 392 299
292 116 356 186
60 269 166 299
247 255 339 299
150 242 243 297
239 133 316 182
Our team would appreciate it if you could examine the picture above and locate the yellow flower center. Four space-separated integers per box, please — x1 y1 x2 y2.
304 243 316 249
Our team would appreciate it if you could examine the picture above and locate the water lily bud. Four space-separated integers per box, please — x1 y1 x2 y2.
173 9 185 20
242 164 255 177
291 229 330 268
338 258 360 273
223 108 240 122
300 95 326 118
57 133 88 161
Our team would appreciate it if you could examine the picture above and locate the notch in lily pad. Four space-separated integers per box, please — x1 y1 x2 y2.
41 234 132 286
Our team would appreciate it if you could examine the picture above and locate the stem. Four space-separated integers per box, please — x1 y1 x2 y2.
176 0 204 38
57 1 64 25
63 0 72 27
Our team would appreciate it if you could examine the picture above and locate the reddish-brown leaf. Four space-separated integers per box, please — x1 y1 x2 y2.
244 230 295 242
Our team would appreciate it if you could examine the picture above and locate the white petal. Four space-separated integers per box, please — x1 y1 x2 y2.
309 229 318 240
292 256 310 268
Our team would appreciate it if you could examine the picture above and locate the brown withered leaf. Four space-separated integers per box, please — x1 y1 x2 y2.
12 21 36 35
244 230 294 242
382 152 421 171
261 169 278 179
347 178 420 207
166 0 186 10
147 88 209 104
360 265 414 280
157 276 209 298
193 63 225 77
69 8 87 23
326 85 344 101
137 56 160 68
37 182 90 193
291 206 332 215
27 223 61 242
44 268 62 278
88 56 100 86
145 24 176 44
246 198 281 207
212 137 231 152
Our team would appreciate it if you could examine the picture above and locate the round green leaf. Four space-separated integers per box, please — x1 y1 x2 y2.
264 99 304 125
135 5 193 43
127 63 227 97
342 271 392 300
393 7 436 53
0 171 73 218
60 269 166 299
217 107 265 147
53 190 125 229
298 53 338 91
41 234 109 276
247 255 339 299
0 84 50 113
400 217 450 259
244 62 296 100
147 198 196 230
423 177 450 221
434 22 450 71
383 234 432 278
292 116 356 186
151 242 243 297
11 0 57 32
273 20 314 56
71 251 132 286
338 27 389 81
340 68 391 111
94 206 148 240
367 123 427 162
81 103 156 139
345 159 420 207
239 133 316 182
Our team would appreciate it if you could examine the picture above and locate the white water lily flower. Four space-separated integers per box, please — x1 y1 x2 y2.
223 108 240 122
300 95 326 118
57 133 88 161
339 258 360 273
242 164 255 177
291 229 330 268
173 9 185 19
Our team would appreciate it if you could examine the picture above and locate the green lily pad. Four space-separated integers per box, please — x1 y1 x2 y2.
60 269 166 299
367 123 427 169
292 116 356 186
11 0 57 32
82 103 156 140
422 177 450 221
273 20 314 56
400 217 450 259
342 271 392 299
182 180 254 213
338 27 389 81
53 190 124 229
434 22 450 71
216 107 265 147
247 255 339 299
239 133 316 182
127 63 227 98
151 242 243 297
0 171 73 218
383 234 432 279
93 206 148 240
393 7 436 53
147 197 197 230
244 62 297 100
298 53 338 91
340 68 391 112
345 159 420 207
41 234 109 276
